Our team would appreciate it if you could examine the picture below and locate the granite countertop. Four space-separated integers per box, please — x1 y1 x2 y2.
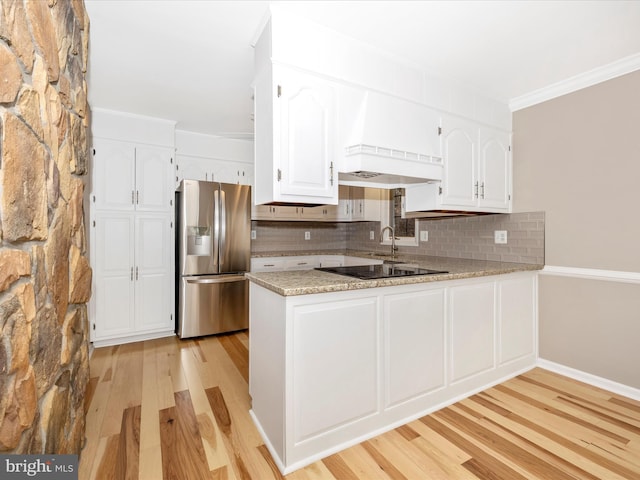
246 251 543 296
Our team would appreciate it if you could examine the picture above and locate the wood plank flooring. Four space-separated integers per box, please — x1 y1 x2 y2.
80 332 640 479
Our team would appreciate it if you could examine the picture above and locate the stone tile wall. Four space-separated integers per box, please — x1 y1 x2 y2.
252 211 545 265
0 0 91 453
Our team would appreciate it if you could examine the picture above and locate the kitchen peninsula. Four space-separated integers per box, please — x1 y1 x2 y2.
247 253 542 474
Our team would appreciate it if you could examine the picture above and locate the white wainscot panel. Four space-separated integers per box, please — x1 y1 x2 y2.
291 297 379 443
384 289 446 408
449 282 495 383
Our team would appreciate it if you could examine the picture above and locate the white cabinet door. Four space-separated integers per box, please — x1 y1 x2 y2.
349 187 365 221
251 204 274 220
440 116 477 208
92 139 136 211
176 154 209 184
384 289 445 408
135 146 174 212
273 205 300 220
135 215 173 332
478 127 511 211
298 205 327 221
276 68 336 201
291 297 378 443
93 213 135 338
254 65 338 206
449 281 495 382
498 274 536 364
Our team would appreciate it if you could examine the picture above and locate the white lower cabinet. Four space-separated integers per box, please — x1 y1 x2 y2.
92 212 173 344
249 271 537 474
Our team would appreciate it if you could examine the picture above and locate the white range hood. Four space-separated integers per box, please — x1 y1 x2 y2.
338 90 443 189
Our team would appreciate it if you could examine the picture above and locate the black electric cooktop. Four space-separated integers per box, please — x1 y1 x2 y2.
315 264 448 280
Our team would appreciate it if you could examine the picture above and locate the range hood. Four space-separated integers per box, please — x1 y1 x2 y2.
338 91 443 189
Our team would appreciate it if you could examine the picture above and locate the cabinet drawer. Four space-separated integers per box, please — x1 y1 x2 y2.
284 256 320 270
251 257 286 272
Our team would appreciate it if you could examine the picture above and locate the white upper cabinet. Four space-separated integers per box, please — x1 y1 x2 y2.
405 114 511 214
135 146 175 212
276 67 336 199
440 115 478 208
440 115 511 212
93 138 174 213
478 127 511 210
91 139 136 211
254 63 338 206
176 155 253 187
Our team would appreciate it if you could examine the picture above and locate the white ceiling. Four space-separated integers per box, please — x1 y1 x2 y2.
85 0 640 139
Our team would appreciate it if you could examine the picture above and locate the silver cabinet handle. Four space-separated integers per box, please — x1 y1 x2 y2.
130 267 133 281
474 181 479 199
135 266 139 280
481 182 485 199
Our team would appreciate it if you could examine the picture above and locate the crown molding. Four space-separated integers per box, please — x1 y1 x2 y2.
509 53 640 112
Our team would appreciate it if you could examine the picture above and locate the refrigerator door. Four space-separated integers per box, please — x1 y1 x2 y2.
179 180 219 275
178 274 248 338
219 182 251 273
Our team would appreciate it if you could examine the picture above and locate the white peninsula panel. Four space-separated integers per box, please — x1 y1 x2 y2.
249 271 537 474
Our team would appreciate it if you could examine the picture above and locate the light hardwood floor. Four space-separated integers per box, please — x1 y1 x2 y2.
80 331 640 479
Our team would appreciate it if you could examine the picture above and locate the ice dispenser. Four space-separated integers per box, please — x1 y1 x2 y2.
187 226 211 256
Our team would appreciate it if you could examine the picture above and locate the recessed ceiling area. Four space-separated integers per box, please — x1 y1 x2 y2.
85 0 640 139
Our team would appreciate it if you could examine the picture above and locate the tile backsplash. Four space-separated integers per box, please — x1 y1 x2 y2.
251 221 349 253
252 211 545 264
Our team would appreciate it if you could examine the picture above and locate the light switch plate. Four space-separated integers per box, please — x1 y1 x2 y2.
370 231 375 240
304 231 311 240
251 230 256 240
420 231 428 242
494 230 508 244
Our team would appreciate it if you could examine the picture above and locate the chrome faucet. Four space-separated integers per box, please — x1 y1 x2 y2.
380 226 398 256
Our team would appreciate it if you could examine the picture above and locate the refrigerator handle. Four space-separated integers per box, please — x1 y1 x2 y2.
219 188 226 266
185 275 245 284
213 188 220 267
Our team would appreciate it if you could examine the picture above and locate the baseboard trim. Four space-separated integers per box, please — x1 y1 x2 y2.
92 330 175 348
537 358 640 401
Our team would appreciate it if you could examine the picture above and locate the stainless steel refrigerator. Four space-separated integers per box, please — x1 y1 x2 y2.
175 179 251 338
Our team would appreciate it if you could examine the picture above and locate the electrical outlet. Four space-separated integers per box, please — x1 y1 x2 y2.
420 231 428 242
494 230 508 244
304 231 311 240
251 230 256 240
370 231 375 240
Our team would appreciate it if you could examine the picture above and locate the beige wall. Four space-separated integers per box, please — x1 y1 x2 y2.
513 70 640 389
